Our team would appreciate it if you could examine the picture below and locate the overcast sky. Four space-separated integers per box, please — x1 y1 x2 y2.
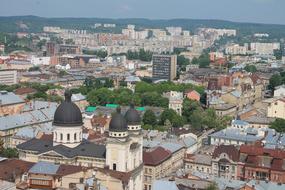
1 0 284 25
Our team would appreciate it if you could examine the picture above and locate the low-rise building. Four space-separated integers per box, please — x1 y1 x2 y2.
267 98 285 119
0 91 25 117
184 153 212 174
274 85 285 97
143 147 172 190
238 144 285 183
212 145 239 180
164 91 183 116
27 161 92 189
185 90 200 102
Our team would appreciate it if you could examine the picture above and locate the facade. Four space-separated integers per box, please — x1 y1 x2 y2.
143 147 172 190
250 42 280 55
152 55 177 81
184 153 212 174
212 145 239 180
238 144 285 184
211 103 237 117
0 69 17 85
267 98 285 119
27 162 92 189
166 91 183 116
225 44 247 55
274 85 285 97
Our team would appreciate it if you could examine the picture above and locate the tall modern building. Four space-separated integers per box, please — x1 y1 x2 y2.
152 54 177 81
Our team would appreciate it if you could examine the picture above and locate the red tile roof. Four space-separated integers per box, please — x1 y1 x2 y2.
0 159 34 182
14 87 37 95
97 168 131 184
56 164 86 176
212 145 239 162
143 147 172 166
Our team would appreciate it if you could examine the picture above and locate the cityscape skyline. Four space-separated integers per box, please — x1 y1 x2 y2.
0 0 285 25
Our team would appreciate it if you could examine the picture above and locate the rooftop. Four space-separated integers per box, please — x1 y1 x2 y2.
143 147 171 166
0 91 24 106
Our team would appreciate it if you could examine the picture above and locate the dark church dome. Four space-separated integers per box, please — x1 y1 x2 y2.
109 107 128 132
53 90 83 127
125 104 141 125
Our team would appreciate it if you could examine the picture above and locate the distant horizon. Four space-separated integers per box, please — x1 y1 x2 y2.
1 0 284 25
1 15 285 27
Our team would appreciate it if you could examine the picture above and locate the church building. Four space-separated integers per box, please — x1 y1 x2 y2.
17 90 143 190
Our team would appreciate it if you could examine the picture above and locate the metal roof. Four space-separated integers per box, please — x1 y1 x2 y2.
160 142 184 153
0 91 24 106
0 106 56 131
29 161 59 175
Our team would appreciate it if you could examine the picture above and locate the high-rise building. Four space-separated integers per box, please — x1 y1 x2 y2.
152 54 177 81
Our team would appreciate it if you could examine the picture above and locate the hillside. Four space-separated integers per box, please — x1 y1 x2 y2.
0 16 285 39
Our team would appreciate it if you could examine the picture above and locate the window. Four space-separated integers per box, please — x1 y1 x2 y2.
60 133 63 141
67 134 70 141
113 163 117 171
144 185 148 190
74 133 77 140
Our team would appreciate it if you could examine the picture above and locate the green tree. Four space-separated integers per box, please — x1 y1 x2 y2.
177 55 190 71
191 57 199 65
182 99 202 122
143 110 157 126
87 88 115 106
206 183 218 190
198 54 210 68
274 49 282 60
270 118 285 133
160 109 184 127
244 65 257 73
1 148 18 158
269 74 282 91
189 110 205 130
160 109 177 125
28 66 40 72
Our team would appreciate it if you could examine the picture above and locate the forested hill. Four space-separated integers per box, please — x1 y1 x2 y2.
1 15 285 38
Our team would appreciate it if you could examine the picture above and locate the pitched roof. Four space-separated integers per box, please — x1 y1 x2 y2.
0 159 34 182
29 162 60 175
14 87 37 95
17 138 106 159
212 145 239 162
0 91 24 106
28 161 85 176
97 168 132 184
143 147 171 166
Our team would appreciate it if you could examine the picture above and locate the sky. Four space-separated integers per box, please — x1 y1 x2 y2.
0 0 285 25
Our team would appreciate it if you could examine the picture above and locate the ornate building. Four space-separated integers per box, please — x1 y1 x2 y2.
17 90 143 190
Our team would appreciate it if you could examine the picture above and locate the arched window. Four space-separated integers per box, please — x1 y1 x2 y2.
60 133 63 141
74 133 77 141
67 134 70 141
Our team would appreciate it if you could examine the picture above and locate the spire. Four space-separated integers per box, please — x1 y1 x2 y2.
64 89 72 102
